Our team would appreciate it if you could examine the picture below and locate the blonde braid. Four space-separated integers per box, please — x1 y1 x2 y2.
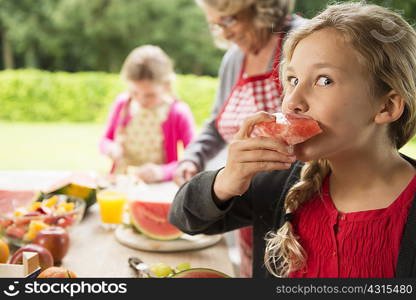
264 159 330 277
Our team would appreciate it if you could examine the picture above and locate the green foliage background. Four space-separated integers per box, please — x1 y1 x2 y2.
0 69 217 127
0 0 225 76
0 0 414 76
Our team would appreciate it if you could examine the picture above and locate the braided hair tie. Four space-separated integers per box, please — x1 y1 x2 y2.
284 212 294 223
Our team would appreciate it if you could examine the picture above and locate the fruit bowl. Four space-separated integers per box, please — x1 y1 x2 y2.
0 194 85 247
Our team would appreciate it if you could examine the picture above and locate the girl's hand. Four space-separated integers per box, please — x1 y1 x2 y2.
173 161 199 186
213 112 297 202
109 133 126 161
109 142 124 161
131 163 164 183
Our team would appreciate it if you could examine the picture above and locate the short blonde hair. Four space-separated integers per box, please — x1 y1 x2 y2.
196 0 295 52
265 2 416 277
120 45 175 84
196 0 295 29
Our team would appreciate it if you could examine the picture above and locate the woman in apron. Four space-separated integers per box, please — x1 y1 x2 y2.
174 0 305 277
100 45 195 183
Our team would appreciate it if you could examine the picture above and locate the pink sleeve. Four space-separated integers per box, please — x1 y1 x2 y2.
99 94 128 156
160 161 179 181
160 101 196 181
175 101 196 148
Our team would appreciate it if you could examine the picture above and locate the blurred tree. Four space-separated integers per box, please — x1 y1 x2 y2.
295 0 329 18
0 0 415 75
0 0 224 75
369 0 416 23
295 0 416 22
0 0 58 69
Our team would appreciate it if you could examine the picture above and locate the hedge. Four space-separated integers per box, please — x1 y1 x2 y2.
0 69 218 127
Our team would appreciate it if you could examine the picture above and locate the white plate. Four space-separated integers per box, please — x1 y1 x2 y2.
114 226 222 252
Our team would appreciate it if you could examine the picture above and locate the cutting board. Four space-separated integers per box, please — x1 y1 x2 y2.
115 226 222 252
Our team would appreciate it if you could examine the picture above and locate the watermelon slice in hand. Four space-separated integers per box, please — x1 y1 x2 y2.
254 112 322 145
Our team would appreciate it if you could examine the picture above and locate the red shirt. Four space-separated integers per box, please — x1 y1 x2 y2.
289 175 416 278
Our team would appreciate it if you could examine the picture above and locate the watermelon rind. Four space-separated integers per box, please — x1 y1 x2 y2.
130 216 183 241
129 201 183 241
172 268 231 278
53 184 96 209
42 184 96 218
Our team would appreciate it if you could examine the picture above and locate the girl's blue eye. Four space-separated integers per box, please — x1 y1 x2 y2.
316 76 332 86
288 77 299 86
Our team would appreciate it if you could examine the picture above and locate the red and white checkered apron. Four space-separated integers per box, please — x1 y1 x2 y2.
216 35 284 277
216 37 283 142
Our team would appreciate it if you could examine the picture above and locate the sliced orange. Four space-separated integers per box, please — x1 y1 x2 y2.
0 238 10 263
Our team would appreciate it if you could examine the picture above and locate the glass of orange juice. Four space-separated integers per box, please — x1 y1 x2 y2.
97 189 127 229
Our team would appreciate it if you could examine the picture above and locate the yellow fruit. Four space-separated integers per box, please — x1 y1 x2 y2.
23 220 49 241
23 231 36 242
64 184 91 199
43 196 58 208
57 202 74 213
29 202 42 212
149 263 173 277
176 262 191 272
29 220 49 232
13 208 27 217
56 206 66 214
0 239 10 263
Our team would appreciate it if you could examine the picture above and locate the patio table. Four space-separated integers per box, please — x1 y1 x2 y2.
0 170 235 277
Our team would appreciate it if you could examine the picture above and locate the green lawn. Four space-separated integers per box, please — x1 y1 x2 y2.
0 122 111 172
1 122 416 171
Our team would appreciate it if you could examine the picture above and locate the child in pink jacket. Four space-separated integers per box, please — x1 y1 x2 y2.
99 45 195 183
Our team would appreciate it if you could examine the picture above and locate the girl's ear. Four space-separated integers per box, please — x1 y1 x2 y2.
374 90 405 124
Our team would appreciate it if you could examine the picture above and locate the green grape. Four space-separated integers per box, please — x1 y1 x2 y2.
149 263 173 277
175 262 191 272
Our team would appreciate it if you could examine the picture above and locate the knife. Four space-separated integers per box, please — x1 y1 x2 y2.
128 257 151 278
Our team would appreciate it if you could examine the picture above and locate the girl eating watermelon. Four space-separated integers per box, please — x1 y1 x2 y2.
169 2 416 278
99 45 195 183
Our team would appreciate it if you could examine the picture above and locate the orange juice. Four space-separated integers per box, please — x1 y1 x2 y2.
97 189 127 224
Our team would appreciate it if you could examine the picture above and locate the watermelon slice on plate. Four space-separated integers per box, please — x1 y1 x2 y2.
254 112 322 145
130 201 182 241
127 182 183 241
